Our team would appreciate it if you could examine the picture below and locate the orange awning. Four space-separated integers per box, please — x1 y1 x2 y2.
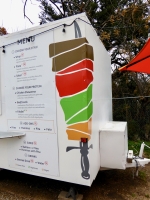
119 39 150 73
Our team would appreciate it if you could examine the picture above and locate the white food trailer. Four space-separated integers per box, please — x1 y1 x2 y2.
0 13 149 187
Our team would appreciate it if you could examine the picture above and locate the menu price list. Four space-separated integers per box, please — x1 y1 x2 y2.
13 139 50 174
5 43 55 121
8 119 55 133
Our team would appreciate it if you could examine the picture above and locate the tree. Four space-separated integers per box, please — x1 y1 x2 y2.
37 0 101 23
0 27 7 36
112 70 150 140
101 1 149 70
37 0 149 69
37 0 150 140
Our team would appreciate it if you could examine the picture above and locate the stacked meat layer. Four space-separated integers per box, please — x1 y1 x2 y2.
49 38 94 141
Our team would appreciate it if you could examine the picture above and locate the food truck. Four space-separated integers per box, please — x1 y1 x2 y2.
0 13 149 187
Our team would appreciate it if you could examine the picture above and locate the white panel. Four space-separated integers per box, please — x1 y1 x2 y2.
0 13 115 186
53 15 91 186
0 131 25 138
84 15 112 184
0 50 2 115
8 133 59 176
100 122 128 169
0 26 59 177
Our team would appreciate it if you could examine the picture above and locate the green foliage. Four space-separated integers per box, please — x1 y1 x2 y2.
128 140 150 157
112 71 150 140
139 171 147 181
145 194 150 198
101 1 148 69
37 0 149 68
37 0 150 140
131 193 136 197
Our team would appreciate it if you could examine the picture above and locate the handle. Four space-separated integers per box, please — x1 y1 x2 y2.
66 146 80 152
66 142 91 180
81 153 90 179
80 142 90 179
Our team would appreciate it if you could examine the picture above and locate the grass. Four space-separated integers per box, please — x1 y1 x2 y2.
131 193 136 197
128 140 150 158
138 171 147 180
145 194 150 198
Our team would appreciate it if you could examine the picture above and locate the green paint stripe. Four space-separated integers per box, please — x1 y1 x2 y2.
67 101 93 125
60 84 92 121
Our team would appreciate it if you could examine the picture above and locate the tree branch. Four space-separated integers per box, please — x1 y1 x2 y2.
24 0 34 24
49 0 64 16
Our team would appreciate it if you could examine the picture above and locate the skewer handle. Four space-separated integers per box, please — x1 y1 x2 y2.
80 142 90 179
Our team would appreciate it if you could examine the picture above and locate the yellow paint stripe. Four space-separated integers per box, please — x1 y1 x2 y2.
66 129 91 141
67 118 92 134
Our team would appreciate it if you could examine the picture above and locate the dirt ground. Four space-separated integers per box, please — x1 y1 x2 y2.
0 164 150 200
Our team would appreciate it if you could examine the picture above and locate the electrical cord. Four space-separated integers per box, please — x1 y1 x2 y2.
0 17 92 50
113 95 150 100
0 16 148 51
134 159 138 176
132 155 145 177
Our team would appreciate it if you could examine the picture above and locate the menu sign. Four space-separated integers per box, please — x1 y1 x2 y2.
8 134 59 176
2 31 59 176
3 33 56 133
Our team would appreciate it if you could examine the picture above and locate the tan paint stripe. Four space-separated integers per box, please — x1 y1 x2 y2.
52 44 94 72
66 129 91 141
49 38 88 57
67 118 92 135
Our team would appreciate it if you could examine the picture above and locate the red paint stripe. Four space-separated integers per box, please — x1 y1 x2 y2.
57 59 93 74
56 69 93 97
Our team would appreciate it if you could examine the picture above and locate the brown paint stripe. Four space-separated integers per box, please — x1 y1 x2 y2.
49 38 88 57
67 118 92 135
66 129 91 141
52 44 94 72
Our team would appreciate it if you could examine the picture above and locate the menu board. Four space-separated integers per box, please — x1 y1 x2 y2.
3 34 56 133
8 133 59 176
2 31 59 176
